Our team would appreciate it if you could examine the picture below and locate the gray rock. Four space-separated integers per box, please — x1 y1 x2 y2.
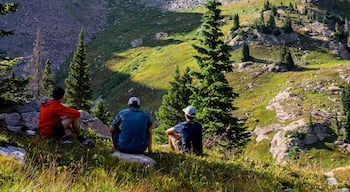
0 146 26 163
21 112 39 130
5 113 22 126
112 151 156 166
302 134 319 145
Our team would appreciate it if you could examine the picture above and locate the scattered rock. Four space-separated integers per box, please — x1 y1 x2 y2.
112 151 156 166
0 146 26 163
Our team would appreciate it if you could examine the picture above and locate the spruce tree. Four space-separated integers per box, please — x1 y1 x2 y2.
0 2 18 70
41 59 55 97
191 0 250 150
155 66 193 143
268 11 276 28
65 29 92 111
92 99 112 125
344 112 350 142
232 13 240 31
283 15 293 33
341 84 350 115
241 42 250 62
280 45 295 70
0 2 30 104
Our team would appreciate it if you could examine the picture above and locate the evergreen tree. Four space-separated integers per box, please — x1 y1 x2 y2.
271 5 277 17
41 59 55 97
341 84 350 115
191 0 250 150
263 0 270 11
232 13 240 31
344 112 350 142
280 45 295 70
260 10 265 26
155 66 193 143
26 28 44 99
283 15 293 33
0 71 30 104
0 2 30 104
268 11 276 28
241 42 250 62
65 29 92 111
0 2 18 70
92 99 112 125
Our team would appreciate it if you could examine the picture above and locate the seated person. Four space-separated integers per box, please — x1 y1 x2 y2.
166 105 203 156
109 97 154 154
38 87 84 142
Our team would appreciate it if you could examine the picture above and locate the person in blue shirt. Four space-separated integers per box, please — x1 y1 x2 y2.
166 105 203 156
109 97 154 154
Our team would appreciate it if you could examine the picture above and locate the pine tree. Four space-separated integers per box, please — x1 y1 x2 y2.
260 10 265 26
263 0 270 11
0 2 30 104
283 15 293 33
64 29 92 111
26 28 44 99
241 42 250 62
0 71 30 104
92 99 112 125
191 0 250 150
280 45 295 70
268 11 276 28
341 84 350 115
41 59 55 97
232 13 240 31
0 2 18 70
155 66 193 143
344 112 350 142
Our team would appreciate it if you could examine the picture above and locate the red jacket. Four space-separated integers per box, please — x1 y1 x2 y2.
38 99 80 138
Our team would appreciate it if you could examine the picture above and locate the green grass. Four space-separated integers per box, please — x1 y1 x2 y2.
0 126 344 191
46 0 350 190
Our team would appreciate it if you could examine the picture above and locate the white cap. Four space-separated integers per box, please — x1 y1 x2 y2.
182 105 196 117
128 97 140 105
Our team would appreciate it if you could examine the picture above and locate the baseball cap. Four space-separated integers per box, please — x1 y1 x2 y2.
183 105 196 117
128 97 140 105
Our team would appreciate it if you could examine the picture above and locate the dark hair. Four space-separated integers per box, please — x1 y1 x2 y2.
129 101 140 108
52 87 65 100
185 114 195 120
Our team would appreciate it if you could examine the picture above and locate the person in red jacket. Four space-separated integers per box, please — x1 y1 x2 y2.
38 87 83 141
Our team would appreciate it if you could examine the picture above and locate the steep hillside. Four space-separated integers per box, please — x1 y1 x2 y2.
0 0 110 74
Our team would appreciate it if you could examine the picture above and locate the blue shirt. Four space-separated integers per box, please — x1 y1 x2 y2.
111 107 152 153
174 121 203 155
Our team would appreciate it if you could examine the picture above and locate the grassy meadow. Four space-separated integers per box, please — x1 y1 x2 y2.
3 0 350 191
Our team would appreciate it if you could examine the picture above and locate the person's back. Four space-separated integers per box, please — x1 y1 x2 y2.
166 105 203 156
118 107 151 153
109 97 154 154
176 121 203 155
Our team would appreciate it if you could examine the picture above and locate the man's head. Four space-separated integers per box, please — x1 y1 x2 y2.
128 97 140 108
183 105 196 120
52 87 65 100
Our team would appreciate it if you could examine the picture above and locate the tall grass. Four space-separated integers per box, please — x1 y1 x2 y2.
0 126 346 191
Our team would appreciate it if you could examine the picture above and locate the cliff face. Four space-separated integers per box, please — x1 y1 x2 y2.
0 0 238 76
0 0 110 74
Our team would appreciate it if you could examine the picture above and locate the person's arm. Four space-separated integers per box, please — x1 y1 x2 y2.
109 114 121 133
147 124 153 153
55 103 80 118
166 127 181 139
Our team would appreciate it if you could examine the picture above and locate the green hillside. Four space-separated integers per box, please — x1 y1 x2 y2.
2 0 350 191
